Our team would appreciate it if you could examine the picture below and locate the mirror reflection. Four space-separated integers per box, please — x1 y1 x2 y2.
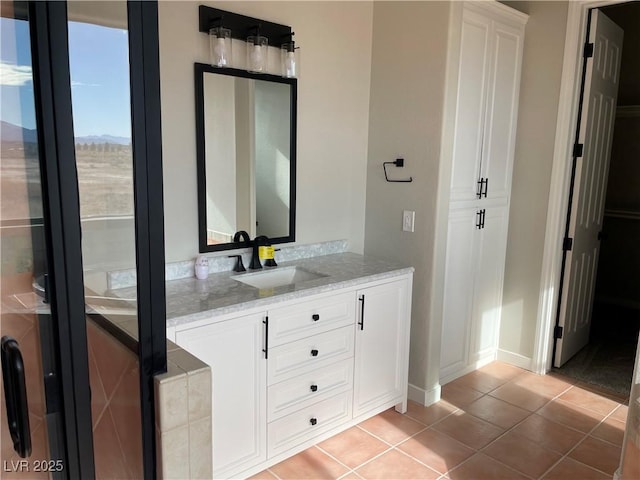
196 64 296 252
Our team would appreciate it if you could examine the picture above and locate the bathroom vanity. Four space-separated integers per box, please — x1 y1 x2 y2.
164 253 413 479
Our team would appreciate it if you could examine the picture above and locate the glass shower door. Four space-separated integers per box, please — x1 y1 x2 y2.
1 3 77 477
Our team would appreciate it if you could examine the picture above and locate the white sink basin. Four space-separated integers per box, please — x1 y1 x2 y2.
233 266 326 289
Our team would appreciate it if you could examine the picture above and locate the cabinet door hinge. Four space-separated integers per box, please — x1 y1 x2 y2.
563 237 573 251
573 143 584 158
584 42 594 58
554 325 564 339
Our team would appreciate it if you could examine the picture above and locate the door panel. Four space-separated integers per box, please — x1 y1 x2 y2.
482 21 522 201
1 5 64 475
555 10 623 367
469 206 508 362
440 207 478 378
450 9 490 202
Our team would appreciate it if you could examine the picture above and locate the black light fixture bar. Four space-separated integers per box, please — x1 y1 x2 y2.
199 5 291 47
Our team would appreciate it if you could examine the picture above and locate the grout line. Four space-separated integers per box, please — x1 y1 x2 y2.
391 446 447 478
313 445 360 474
535 395 624 479
332 443 395 474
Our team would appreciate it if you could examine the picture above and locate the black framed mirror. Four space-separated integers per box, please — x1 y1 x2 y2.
195 63 297 252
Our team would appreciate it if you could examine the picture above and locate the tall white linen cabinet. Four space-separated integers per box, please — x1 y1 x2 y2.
440 2 528 384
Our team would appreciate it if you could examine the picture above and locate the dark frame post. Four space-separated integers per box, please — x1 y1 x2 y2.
127 2 168 478
28 1 95 477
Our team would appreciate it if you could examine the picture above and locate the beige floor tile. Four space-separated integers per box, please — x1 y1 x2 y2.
355 449 440 480
483 430 562 478
318 426 389 469
609 404 628 423
489 379 551 412
591 415 626 446
447 453 529 480
405 399 458 426
270 446 349 480
246 469 278 480
538 399 606 432
358 408 425 445
441 382 484 408
448 362 522 394
432 411 504 450
568 436 622 476
542 457 611 480
463 395 530 429
512 413 586 454
397 428 474 474
559 386 620 416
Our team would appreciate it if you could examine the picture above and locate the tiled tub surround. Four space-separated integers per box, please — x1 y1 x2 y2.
107 240 350 290
154 341 212 479
86 320 143 479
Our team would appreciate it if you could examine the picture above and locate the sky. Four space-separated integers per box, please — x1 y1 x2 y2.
0 15 132 139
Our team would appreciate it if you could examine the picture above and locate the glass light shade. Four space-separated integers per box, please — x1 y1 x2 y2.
210 27 232 67
246 35 268 72
281 42 299 78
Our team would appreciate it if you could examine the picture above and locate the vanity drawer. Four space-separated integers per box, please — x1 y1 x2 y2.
268 326 354 385
268 292 356 347
268 359 354 422
267 391 352 458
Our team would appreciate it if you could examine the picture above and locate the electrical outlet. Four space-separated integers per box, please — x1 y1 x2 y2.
402 210 415 232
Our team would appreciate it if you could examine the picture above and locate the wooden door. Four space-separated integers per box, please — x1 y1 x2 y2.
555 10 623 367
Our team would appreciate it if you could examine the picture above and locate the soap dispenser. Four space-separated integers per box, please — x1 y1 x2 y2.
195 255 209 280
257 237 277 267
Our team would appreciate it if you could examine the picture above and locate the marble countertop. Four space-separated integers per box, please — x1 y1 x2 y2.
112 252 413 328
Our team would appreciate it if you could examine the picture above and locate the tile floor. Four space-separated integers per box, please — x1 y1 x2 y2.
250 362 628 480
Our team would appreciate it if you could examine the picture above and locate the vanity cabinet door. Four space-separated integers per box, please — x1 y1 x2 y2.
353 279 411 418
175 312 267 478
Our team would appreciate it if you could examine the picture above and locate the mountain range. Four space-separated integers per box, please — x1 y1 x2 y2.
0 121 130 145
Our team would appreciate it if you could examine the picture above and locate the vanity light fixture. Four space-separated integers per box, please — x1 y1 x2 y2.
209 20 232 67
199 6 294 75
281 32 299 78
247 26 268 73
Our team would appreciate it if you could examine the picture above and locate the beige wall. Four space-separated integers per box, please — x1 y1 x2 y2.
158 1 373 262
158 0 580 390
498 1 569 360
364 2 450 394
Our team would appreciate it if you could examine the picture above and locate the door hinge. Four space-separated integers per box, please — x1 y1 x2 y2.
584 42 594 58
573 143 584 158
554 325 564 339
563 237 573 251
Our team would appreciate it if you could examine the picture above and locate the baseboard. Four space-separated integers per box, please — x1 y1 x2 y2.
497 349 533 370
408 383 441 406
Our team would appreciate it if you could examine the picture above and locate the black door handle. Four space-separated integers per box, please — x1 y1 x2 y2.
1 336 32 458
358 295 365 330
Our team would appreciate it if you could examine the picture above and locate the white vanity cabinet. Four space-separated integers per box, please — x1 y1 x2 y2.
440 1 527 384
172 272 412 479
440 205 509 381
175 312 267 479
353 279 411 418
